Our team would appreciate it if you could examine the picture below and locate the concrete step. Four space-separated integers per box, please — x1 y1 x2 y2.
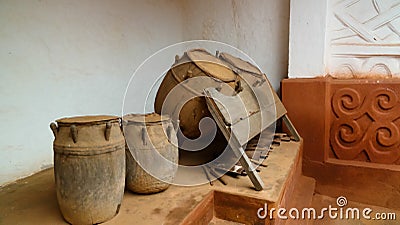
284 175 316 225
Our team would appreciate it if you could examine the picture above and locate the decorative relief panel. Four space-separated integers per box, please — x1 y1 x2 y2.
328 0 400 77
330 84 400 164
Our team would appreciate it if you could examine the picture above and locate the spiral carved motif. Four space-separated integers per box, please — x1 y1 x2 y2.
331 87 400 164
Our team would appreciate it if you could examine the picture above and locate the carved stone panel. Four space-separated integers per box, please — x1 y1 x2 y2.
328 0 400 77
330 80 400 164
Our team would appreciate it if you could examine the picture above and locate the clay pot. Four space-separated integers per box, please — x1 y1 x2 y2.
50 115 125 225
123 113 178 194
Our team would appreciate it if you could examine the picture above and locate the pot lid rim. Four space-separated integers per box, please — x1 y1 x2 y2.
56 115 119 124
186 49 237 82
122 113 170 124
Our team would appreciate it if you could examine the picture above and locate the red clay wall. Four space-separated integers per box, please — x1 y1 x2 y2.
281 77 400 209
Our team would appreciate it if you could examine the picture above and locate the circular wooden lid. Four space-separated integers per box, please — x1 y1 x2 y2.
219 52 262 75
123 113 170 124
186 49 237 82
56 115 119 124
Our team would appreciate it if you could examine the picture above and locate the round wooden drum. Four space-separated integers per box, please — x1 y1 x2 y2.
123 113 178 194
50 115 125 225
154 48 240 139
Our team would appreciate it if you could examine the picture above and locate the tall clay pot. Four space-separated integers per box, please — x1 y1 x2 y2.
50 115 125 225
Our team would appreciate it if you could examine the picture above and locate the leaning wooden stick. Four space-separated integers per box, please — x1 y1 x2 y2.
250 158 268 167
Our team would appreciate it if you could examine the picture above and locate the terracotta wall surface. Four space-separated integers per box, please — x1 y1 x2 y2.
281 77 400 209
329 80 400 164
281 77 330 163
282 77 400 165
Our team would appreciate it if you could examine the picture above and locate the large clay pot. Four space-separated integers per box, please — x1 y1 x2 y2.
123 113 178 194
154 48 240 139
50 115 125 225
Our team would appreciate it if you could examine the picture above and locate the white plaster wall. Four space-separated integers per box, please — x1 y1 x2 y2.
327 0 400 78
289 0 400 78
0 0 184 186
0 0 291 185
181 0 291 91
288 0 328 78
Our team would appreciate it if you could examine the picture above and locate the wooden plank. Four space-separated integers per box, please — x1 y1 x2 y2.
180 191 214 225
209 85 280 146
204 88 265 191
214 191 268 225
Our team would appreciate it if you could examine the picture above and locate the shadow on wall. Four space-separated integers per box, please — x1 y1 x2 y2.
180 0 291 92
